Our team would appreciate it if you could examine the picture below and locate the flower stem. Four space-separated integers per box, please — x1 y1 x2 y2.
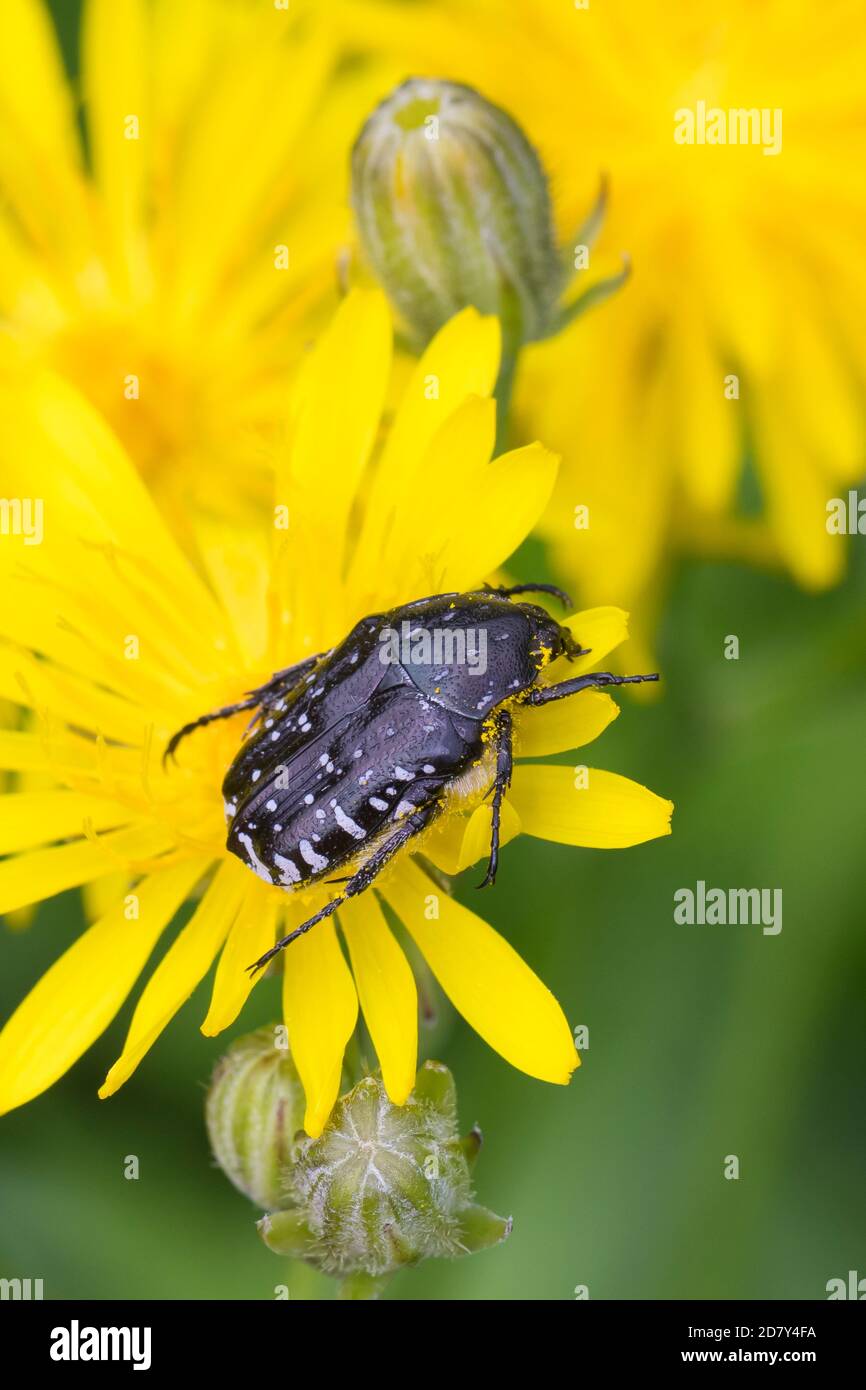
495 283 524 452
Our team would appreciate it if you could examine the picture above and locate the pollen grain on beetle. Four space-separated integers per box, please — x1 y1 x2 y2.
0 291 672 1141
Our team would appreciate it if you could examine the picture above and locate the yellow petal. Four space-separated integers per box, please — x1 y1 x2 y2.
164 7 333 325
0 367 227 649
438 441 560 595
553 607 631 678
421 799 520 877
100 858 242 1096
82 0 150 291
456 799 522 873
291 290 391 579
380 393 496 600
274 289 392 646
384 860 578 1085
350 307 501 593
756 396 845 591
0 0 88 255
0 646 162 746
370 308 500 512
0 822 179 916
282 918 358 1138
202 875 279 1036
0 858 207 1116
83 871 130 927
0 728 104 776
419 814 469 877
0 790 131 855
513 689 620 758
340 894 417 1106
509 765 673 848
673 303 740 513
192 513 271 669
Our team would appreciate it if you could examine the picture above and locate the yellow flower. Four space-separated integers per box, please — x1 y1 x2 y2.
340 0 866 658
0 291 672 1135
0 0 379 523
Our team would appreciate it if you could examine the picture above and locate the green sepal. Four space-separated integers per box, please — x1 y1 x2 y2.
257 1209 313 1259
459 1125 483 1168
456 1204 514 1253
556 255 632 333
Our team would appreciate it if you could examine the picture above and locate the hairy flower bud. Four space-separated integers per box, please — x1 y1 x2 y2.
205 1027 305 1211
258 1061 511 1298
352 78 628 364
352 78 565 348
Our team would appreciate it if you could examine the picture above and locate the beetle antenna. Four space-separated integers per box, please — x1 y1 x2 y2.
484 581 574 608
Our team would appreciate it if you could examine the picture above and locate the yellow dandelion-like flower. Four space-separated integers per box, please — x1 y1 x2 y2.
0 291 672 1136
341 0 866 648
0 0 380 522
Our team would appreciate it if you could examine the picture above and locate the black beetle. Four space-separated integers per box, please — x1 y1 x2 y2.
165 585 658 972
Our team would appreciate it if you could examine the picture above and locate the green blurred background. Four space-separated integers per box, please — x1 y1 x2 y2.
2 0 865 1301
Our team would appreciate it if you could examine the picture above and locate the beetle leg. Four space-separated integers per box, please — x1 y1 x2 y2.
163 694 262 764
247 653 327 709
477 709 513 889
526 670 659 707
163 652 325 764
246 802 441 974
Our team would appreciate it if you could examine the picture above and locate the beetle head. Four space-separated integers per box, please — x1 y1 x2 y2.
515 601 588 670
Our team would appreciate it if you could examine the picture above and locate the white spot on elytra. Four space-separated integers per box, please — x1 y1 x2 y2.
394 766 414 781
422 764 436 775
369 796 388 812
299 839 328 871
304 793 314 805
334 805 366 839
273 853 301 884
251 769 261 782
237 832 273 884
266 799 277 811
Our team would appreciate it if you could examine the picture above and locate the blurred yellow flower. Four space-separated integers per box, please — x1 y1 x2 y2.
0 0 379 526
341 0 866 659
0 292 672 1135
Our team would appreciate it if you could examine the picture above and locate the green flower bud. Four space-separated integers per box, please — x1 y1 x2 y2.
352 76 629 372
258 1061 511 1297
205 1026 305 1211
352 78 564 349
